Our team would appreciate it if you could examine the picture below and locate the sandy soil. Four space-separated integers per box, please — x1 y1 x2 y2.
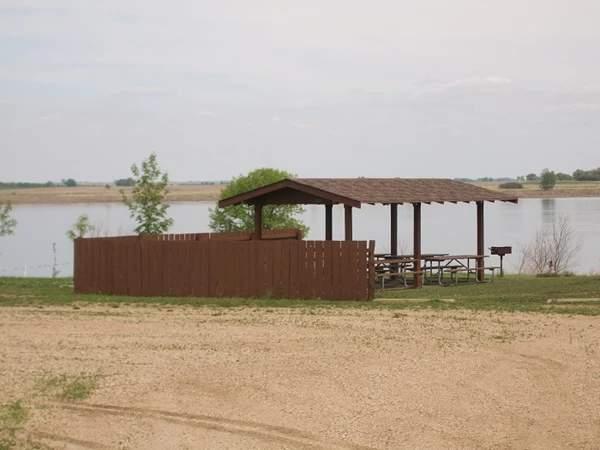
1 306 598 449
2 182 600 205
471 181 600 199
0 184 226 205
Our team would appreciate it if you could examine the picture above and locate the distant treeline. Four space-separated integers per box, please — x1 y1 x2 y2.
115 179 229 186
179 181 229 185
0 179 77 189
453 177 514 182
456 167 600 183
572 168 600 181
114 178 135 187
0 181 62 189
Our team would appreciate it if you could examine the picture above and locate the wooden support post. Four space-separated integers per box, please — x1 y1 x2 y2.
325 204 333 241
254 203 263 240
477 201 484 280
391 203 398 256
413 203 422 288
344 205 353 241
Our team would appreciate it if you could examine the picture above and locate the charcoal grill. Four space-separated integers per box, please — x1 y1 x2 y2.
490 246 512 276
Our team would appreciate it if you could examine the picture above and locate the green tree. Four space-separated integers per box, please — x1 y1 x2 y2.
114 177 135 187
539 168 556 190
66 214 96 240
526 173 539 181
120 153 173 235
555 172 572 181
209 168 308 237
0 202 17 237
572 168 600 181
62 178 77 187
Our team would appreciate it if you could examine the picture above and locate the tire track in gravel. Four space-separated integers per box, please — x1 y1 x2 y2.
32 431 111 449
54 402 376 450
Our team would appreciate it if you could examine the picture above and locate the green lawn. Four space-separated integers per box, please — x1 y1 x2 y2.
1 276 599 315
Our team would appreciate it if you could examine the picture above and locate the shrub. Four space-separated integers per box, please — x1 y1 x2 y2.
540 169 556 190
498 182 523 189
516 216 583 274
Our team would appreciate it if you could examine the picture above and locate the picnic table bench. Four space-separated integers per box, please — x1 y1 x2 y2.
423 255 500 285
374 258 420 288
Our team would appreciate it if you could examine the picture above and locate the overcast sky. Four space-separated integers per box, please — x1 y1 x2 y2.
1 1 599 182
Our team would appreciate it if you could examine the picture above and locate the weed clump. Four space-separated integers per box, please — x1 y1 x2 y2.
38 373 102 401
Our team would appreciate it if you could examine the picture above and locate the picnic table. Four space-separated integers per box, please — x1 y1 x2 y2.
373 253 448 289
423 254 499 285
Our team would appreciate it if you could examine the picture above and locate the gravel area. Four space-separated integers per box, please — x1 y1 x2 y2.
1 305 598 449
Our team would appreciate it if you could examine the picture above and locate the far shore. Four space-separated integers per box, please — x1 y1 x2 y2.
1 181 600 205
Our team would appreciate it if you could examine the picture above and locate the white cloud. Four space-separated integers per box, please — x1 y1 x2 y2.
291 122 316 129
448 76 512 89
123 86 174 96
197 109 217 117
40 113 60 122
414 76 515 97
268 116 281 124
542 102 600 112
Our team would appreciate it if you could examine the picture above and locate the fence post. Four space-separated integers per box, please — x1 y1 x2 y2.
368 240 375 301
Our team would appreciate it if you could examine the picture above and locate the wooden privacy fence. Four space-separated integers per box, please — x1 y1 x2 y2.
75 235 376 301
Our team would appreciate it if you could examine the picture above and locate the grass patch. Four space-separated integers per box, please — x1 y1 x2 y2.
0 276 599 315
0 400 29 450
38 373 102 402
0 401 27 425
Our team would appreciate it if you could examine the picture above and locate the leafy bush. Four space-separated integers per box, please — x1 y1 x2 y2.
498 182 523 189
66 214 95 240
114 177 135 187
0 202 17 237
540 169 556 190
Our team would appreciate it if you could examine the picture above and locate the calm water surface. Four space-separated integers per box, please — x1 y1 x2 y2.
2 198 599 277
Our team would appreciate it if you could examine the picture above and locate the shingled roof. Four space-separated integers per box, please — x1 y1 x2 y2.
219 178 518 208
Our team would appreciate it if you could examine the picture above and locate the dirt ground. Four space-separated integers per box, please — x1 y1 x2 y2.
0 184 225 205
1 305 599 450
471 181 600 198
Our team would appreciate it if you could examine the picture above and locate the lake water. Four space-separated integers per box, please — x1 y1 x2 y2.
1 198 599 277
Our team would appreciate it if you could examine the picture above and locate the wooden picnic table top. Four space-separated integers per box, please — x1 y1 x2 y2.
375 253 448 260
424 254 487 262
374 258 416 265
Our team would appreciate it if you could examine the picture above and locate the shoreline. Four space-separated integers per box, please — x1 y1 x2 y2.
1 182 600 205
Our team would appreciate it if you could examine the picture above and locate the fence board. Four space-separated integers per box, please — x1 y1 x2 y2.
330 242 340 300
257 243 267 297
348 241 360 301
368 240 375 301
357 241 367 301
314 241 324 300
239 242 249 298
211 240 222 297
248 242 256 297
111 239 122 295
227 242 238 298
273 242 282 298
297 241 306 299
280 242 290 299
154 242 164 296
289 241 299 299
304 241 313 300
